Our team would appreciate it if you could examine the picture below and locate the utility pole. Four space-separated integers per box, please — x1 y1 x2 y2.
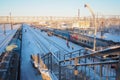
10 12 13 30
101 21 104 39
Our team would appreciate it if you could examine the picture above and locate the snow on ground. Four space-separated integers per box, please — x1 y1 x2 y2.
0 24 21 54
21 25 42 80
21 24 117 80
34 28 116 80
103 33 120 42
0 24 21 43
35 28 83 52
21 24 84 80
85 32 120 42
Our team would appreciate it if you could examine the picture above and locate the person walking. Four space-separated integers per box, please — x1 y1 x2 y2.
66 39 70 48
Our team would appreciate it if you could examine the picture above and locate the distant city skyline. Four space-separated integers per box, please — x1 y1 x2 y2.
0 0 120 17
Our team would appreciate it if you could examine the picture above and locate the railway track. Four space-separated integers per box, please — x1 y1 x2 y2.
27 26 59 80
36 29 71 60
35 29 69 52
29 26 119 80
27 27 49 54
0 27 21 80
29 27 70 60
0 30 17 55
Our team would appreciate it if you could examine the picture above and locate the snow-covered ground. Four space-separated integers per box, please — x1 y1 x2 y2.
0 24 11 43
34 28 83 53
0 24 21 54
21 25 42 80
0 24 20 42
102 33 120 42
85 32 120 42
21 24 83 80
21 24 117 80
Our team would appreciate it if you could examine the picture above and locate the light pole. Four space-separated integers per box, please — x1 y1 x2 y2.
84 4 97 51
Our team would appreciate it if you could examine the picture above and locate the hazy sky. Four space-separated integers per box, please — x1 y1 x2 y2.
0 0 120 16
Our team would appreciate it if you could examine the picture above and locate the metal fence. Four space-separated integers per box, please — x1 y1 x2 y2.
42 48 120 80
